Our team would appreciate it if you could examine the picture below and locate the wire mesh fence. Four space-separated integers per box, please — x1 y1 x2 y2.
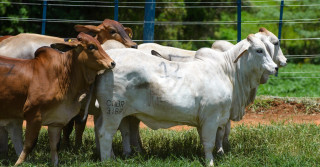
0 0 319 81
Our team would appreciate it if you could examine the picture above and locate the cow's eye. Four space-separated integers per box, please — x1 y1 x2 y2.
274 42 279 45
110 30 116 34
88 44 96 50
256 49 263 53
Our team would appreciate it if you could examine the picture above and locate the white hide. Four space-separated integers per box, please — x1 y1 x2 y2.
0 33 64 59
211 40 235 52
95 35 277 164
0 119 23 156
211 30 287 155
138 43 196 61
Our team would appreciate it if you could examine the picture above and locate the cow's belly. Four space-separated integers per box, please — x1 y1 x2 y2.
134 113 196 130
0 119 23 127
41 101 81 126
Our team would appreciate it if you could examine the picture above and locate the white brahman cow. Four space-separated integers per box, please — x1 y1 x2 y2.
128 27 287 155
95 34 277 166
212 27 287 155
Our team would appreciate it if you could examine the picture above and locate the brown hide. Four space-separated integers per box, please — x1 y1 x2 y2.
0 33 114 166
0 35 13 43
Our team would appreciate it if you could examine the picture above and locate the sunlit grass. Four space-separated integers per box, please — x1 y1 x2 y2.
258 64 320 97
1 123 319 166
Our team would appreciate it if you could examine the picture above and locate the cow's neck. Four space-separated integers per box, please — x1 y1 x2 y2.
224 40 262 121
59 51 95 102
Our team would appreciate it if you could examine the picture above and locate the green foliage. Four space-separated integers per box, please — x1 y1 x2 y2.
1 124 320 166
0 0 319 62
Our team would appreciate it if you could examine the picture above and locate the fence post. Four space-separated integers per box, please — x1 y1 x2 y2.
114 0 119 21
237 0 241 42
41 0 47 35
278 0 284 43
143 0 156 43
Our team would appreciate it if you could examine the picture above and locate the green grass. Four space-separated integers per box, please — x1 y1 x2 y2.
257 64 320 97
1 123 320 166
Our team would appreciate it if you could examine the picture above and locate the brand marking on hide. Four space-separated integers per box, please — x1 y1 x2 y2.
0 62 15 76
106 100 125 114
159 62 182 79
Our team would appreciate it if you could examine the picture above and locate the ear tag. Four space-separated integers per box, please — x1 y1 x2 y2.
68 39 72 42
129 33 133 38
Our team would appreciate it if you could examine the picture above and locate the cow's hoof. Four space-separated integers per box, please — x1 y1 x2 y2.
217 147 224 156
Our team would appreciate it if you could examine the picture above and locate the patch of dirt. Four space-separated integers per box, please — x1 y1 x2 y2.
85 97 320 130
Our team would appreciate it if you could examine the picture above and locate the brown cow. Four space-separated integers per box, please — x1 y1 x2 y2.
0 32 115 166
0 19 137 157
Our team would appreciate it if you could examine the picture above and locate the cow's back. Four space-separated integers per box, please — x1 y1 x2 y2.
0 56 34 119
0 33 64 59
99 49 233 127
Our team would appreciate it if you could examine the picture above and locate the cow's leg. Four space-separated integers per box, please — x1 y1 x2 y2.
215 126 225 155
74 112 87 146
196 127 203 144
94 113 102 156
15 116 41 166
48 126 62 167
201 122 219 167
0 126 9 158
62 118 74 147
129 116 143 153
118 117 131 157
98 114 122 161
7 119 23 156
223 120 231 151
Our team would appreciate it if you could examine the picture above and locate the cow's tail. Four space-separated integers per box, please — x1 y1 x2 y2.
82 84 94 122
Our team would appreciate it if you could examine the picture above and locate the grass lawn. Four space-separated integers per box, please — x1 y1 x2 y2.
1 123 320 166
258 63 320 97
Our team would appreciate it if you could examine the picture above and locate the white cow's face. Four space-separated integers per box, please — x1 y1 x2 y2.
246 35 278 76
255 28 287 67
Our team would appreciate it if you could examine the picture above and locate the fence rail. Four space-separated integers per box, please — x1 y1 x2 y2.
1 0 319 63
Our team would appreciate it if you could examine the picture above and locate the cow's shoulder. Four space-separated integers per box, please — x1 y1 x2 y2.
34 46 56 58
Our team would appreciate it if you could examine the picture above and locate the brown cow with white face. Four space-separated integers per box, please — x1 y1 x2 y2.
0 32 115 166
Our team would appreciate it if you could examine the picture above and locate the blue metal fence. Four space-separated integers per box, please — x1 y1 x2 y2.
39 0 287 44
143 0 156 43
41 0 47 35
114 0 119 21
278 0 285 44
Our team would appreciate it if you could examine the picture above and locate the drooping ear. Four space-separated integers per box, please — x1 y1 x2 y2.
74 25 101 37
51 42 83 53
233 49 248 63
124 27 133 39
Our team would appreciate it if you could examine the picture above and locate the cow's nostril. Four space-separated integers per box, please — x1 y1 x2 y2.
131 45 138 49
111 61 116 68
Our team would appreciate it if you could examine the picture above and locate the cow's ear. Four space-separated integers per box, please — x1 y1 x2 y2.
151 50 161 57
233 49 248 63
51 42 83 53
124 27 133 39
259 27 268 33
246 34 256 43
74 25 101 37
